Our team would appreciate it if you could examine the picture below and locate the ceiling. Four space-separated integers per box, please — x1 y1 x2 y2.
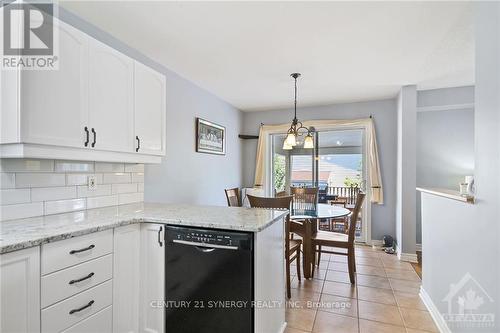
60 1 474 112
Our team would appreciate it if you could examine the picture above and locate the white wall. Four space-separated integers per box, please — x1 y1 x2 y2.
241 99 397 241
420 3 499 331
59 7 244 207
396 86 417 257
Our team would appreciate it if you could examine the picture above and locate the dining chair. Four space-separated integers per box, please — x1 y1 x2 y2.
329 199 348 233
247 194 303 299
290 187 319 213
311 192 365 284
224 187 241 207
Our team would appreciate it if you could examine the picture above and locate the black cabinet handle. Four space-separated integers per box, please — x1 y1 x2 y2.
69 300 94 315
136 136 140 152
84 127 89 147
158 226 163 247
69 244 95 255
69 272 95 285
91 128 96 147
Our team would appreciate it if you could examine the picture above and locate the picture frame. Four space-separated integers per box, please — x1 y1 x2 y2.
196 118 226 155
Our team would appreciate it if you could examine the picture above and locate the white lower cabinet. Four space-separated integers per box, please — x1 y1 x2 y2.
139 224 165 333
0 224 166 333
113 224 141 333
0 247 41 333
61 306 112 333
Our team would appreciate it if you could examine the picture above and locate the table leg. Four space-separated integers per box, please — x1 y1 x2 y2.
302 219 313 279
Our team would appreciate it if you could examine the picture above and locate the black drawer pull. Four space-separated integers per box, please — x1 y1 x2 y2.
69 300 94 315
84 127 89 147
136 136 140 152
91 128 96 147
69 244 95 255
69 272 94 285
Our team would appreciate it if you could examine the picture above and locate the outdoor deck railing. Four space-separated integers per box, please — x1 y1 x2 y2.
326 186 360 205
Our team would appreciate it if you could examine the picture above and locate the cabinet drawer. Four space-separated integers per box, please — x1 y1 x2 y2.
42 254 113 308
41 230 113 275
61 305 112 333
42 280 112 333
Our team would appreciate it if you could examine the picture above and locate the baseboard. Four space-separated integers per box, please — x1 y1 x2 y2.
370 239 384 246
419 287 451 333
416 243 422 251
396 243 419 263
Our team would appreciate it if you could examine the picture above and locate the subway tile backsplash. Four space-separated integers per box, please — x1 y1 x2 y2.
0 159 144 221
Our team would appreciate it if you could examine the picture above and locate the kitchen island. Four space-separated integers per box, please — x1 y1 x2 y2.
0 203 288 333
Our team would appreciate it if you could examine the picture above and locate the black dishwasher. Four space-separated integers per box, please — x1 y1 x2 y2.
165 226 254 333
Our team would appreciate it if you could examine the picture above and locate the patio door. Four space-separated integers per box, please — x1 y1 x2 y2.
271 129 368 242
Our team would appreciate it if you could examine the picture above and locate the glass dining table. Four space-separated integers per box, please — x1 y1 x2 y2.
291 203 351 279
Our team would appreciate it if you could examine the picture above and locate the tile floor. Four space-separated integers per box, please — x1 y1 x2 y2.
285 245 438 333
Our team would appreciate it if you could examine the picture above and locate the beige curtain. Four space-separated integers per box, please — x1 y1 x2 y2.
253 118 384 204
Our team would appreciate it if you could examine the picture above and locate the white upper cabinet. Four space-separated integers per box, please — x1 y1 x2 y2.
134 62 166 156
89 39 134 153
0 16 166 164
20 19 89 149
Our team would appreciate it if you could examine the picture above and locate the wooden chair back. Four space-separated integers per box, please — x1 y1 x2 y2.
290 187 318 212
347 192 365 245
225 187 241 207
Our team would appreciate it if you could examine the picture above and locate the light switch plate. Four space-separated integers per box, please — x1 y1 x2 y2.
87 175 96 190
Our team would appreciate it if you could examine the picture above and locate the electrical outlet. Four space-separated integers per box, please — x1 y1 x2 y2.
87 175 96 190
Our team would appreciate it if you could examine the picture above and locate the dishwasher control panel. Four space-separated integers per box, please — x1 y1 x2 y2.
166 226 253 250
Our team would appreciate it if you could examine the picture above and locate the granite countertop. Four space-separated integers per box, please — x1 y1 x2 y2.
0 202 288 254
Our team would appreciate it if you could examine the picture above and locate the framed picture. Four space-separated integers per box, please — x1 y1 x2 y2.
196 118 226 155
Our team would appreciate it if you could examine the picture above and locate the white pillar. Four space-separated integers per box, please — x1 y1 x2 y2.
396 85 417 261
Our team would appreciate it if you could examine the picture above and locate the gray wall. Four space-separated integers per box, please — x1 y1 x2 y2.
242 99 398 241
59 7 243 207
416 108 474 244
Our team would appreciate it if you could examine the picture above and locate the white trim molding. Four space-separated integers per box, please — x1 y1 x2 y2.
396 243 418 263
419 287 451 333
416 243 422 251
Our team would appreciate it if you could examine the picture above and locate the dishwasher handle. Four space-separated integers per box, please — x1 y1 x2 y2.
172 239 238 250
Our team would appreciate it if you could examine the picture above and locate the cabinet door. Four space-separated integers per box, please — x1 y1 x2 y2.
134 62 166 155
139 224 165 333
20 19 89 148
0 247 41 333
89 38 134 153
113 224 140 333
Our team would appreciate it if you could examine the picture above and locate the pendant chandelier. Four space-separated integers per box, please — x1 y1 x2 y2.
283 73 314 150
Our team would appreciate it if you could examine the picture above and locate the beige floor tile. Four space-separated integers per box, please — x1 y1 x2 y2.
291 278 324 294
356 251 380 259
357 285 397 305
400 307 439 332
286 308 317 332
385 268 421 281
357 264 387 277
389 278 421 294
359 319 406 333
382 260 414 271
290 288 322 302
405 329 437 333
284 327 311 333
394 291 427 311
357 274 392 289
311 268 327 280
312 311 358 333
318 293 357 317
322 281 357 298
358 300 404 326
356 257 383 267
327 261 349 272
330 254 348 263
325 270 352 284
